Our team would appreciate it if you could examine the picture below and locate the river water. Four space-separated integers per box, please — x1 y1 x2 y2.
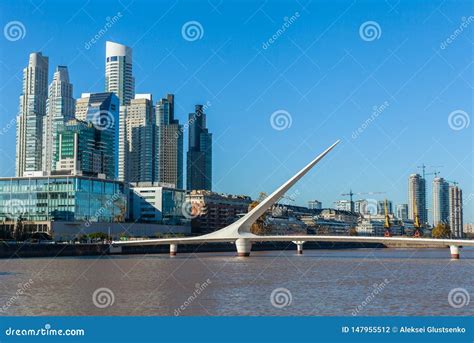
0 247 473 316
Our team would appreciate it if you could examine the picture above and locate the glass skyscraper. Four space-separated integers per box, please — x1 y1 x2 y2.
16 52 49 176
187 104 212 191
432 177 449 226
42 66 76 173
408 174 427 225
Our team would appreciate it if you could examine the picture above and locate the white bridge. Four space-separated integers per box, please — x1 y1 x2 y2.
112 140 474 259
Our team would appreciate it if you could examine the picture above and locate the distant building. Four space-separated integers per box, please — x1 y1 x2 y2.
449 186 463 238
334 200 352 212
129 182 187 225
105 41 134 106
75 92 119 179
377 200 392 215
354 199 368 214
187 105 212 190
432 177 449 226
463 223 473 235
185 190 252 234
156 94 184 188
396 204 408 220
357 217 403 236
308 200 322 210
16 52 49 176
41 66 75 173
408 174 427 225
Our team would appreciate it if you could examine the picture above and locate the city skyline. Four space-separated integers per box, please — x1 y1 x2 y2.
0 0 472 222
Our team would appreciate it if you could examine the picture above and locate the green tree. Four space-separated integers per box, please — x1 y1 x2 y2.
431 223 451 239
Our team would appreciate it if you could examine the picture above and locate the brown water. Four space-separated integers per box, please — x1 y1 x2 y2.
0 248 473 316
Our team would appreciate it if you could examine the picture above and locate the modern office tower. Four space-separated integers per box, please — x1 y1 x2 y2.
105 41 134 106
16 52 49 176
308 200 322 210
354 199 368 214
432 177 450 226
75 92 119 179
156 94 184 189
334 200 352 212
55 119 107 177
41 66 75 173
377 200 393 215
187 104 212 190
449 186 463 238
396 204 409 220
121 94 156 183
408 174 427 225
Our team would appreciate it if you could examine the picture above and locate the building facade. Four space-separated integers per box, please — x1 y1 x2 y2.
432 177 449 226
408 173 427 225
396 204 408 220
156 95 183 189
105 41 134 106
187 105 212 190
75 92 119 179
334 200 352 212
129 182 187 225
377 200 393 215
16 52 49 176
308 200 322 210
42 66 76 173
185 190 251 234
449 186 463 238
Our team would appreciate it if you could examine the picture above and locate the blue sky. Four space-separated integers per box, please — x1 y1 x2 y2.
0 0 472 223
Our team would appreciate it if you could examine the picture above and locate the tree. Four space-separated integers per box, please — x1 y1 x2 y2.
432 223 451 239
248 195 272 235
349 227 358 236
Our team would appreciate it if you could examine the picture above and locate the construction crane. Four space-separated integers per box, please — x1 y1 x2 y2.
341 190 386 212
425 171 441 178
383 199 392 237
417 164 443 179
445 180 459 186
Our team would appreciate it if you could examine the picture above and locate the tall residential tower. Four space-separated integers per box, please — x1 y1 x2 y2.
432 177 449 226
408 174 427 225
16 52 49 176
449 185 463 238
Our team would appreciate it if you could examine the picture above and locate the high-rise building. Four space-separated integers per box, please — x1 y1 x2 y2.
449 186 463 238
42 66 75 173
432 177 449 226
156 94 183 189
121 94 156 183
377 200 393 215
187 105 212 190
75 92 119 179
334 200 352 212
16 52 49 176
55 119 110 177
105 41 134 106
354 199 368 214
308 200 322 210
396 204 408 220
408 174 427 225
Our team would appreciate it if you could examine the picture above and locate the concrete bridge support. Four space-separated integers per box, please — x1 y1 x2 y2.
450 245 460 259
236 238 252 257
170 243 178 256
293 241 305 255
